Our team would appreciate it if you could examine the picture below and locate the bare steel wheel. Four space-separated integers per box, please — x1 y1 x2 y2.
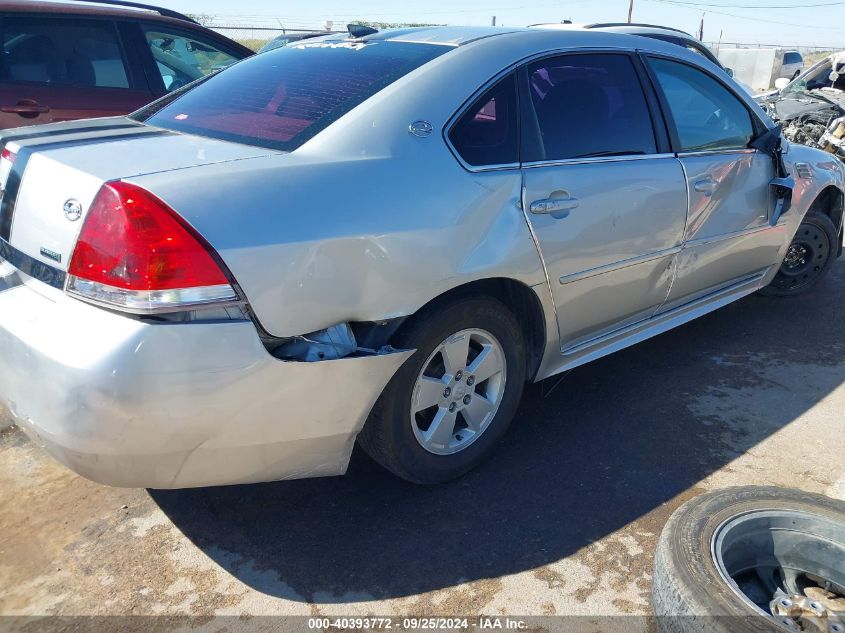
358 297 526 484
760 212 838 297
410 328 507 456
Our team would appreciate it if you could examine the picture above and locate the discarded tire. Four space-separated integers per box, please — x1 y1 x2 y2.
652 486 845 633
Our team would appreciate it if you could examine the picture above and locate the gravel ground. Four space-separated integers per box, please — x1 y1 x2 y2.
1 259 843 630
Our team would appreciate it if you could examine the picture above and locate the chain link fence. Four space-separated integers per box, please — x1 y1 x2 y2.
211 26 341 51
201 17 843 59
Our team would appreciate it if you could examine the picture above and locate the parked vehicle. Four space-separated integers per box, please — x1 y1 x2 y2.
0 0 253 129
779 50 804 81
756 52 845 163
0 26 842 488
257 31 333 53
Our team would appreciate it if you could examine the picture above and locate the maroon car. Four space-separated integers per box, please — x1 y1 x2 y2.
0 0 253 129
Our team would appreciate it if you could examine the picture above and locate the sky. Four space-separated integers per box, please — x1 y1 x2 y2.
160 0 845 48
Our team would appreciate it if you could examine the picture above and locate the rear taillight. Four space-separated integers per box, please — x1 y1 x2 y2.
0 146 16 189
66 181 238 313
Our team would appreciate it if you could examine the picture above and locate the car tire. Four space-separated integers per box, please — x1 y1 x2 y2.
792 70 800 80
652 486 845 633
759 211 839 297
358 296 526 484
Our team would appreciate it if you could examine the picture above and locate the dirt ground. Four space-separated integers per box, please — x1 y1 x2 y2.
1 260 844 630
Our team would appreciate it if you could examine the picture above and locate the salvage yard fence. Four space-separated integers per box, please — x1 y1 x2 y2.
198 16 843 58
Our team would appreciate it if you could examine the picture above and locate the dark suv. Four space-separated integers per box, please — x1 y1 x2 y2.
0 0 253 129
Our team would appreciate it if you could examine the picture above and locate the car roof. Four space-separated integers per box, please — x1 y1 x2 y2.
316 25 525 47
530 22 695 39
1 0 203 29
315 25 714 61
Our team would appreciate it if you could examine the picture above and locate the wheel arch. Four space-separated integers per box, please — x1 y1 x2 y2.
391 277 549 382
808 185 844 257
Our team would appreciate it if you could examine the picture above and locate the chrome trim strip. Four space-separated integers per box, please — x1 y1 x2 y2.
684 222 784 248
0 237 66 290
560 268 768 356
558 246 681 285
677 149 756 158
523 153 676 169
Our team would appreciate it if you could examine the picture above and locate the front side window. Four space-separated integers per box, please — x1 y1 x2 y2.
449 73 518 167
142 25 241 92
136 41 448 151
650 57 754 152
0 17 129 88
524 54 657 162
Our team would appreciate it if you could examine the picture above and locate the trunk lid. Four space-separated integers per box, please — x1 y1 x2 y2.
0 118 276 273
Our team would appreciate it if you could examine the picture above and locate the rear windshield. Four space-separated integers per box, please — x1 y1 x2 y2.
134 40 449 151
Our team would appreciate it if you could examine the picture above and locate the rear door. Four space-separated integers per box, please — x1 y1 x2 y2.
0 15 153 129
645 55 783 312
519 52 688 351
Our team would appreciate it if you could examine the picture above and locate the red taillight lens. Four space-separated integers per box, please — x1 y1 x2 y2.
66 181 237 312
1 147 16 163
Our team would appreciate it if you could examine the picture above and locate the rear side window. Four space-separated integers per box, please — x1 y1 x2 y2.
0 17 129 88
650 57 754 152
524 54 657 162
136 41 448 151
449 73 518 167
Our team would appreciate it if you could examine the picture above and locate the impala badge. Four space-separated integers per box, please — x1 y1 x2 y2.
63 199 82 222
40 247 61 263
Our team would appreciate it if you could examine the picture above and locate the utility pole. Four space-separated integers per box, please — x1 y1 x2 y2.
627 0 634 23
491 15 496 26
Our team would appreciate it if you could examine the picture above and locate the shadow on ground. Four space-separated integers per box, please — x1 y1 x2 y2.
151 261 845 604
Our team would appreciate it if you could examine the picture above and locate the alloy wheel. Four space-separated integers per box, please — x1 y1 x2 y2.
409 328 507 456
712 509 845 632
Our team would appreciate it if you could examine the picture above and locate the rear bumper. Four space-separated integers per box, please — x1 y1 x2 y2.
0 264 411 488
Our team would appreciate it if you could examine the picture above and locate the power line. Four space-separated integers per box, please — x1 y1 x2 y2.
645 0 845 29
658 0 845 6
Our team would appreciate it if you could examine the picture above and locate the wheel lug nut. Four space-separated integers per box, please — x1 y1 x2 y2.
463 395 471 405
455 370 463 381
443 387 451 398
448 402 457 413
466 376 475 386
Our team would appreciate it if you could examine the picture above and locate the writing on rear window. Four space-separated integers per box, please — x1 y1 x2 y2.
134 41 448 152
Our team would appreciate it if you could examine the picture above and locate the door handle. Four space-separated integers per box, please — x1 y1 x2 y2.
529 197 579 215
1 102 50 118
693 178 718 196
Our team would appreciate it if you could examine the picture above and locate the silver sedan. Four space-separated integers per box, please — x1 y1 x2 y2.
0 26 842 488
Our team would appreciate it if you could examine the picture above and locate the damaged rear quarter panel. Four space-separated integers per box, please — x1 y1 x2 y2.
129 146 545 339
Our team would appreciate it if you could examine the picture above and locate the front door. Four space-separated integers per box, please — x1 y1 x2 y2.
646 56 784 311
520 52 688 350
